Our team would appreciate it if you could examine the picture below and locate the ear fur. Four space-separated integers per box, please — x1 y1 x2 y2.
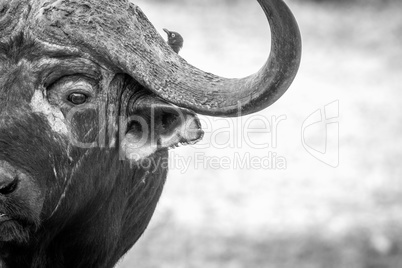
120 94 203 162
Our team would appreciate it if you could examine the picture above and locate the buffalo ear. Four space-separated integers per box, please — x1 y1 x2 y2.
120 97 203 161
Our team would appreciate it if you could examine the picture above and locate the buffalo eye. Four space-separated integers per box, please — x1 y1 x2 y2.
0 177 19 195
171 33 175 38
67 92 88 105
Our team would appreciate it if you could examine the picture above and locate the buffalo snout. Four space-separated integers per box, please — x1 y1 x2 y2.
0 160 45 243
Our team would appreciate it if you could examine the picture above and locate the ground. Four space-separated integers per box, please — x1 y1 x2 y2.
118 0 402 267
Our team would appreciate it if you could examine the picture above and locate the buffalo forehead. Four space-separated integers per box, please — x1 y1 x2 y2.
2 0 164 90
0 34 103 90
24 0 139 62
0 0 30 42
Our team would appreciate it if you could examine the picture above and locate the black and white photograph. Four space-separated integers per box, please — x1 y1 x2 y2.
0 0 401 267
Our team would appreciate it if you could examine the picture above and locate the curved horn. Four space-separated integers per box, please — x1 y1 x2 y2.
28 0 301 117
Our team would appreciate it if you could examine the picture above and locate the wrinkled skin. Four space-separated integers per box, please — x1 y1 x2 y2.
0 34 200 268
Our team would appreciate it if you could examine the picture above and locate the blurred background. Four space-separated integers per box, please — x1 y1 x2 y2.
118 0 402 267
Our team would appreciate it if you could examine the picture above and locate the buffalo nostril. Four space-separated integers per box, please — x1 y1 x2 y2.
0 176 19 195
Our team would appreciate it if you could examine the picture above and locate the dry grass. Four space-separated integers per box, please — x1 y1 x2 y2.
118 1 402 267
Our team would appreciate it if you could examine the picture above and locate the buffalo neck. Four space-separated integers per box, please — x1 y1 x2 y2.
1 149 168 268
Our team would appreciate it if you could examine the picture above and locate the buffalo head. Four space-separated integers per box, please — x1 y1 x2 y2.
0 0 301 267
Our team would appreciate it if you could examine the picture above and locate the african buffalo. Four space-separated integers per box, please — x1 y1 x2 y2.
0 0 301 267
